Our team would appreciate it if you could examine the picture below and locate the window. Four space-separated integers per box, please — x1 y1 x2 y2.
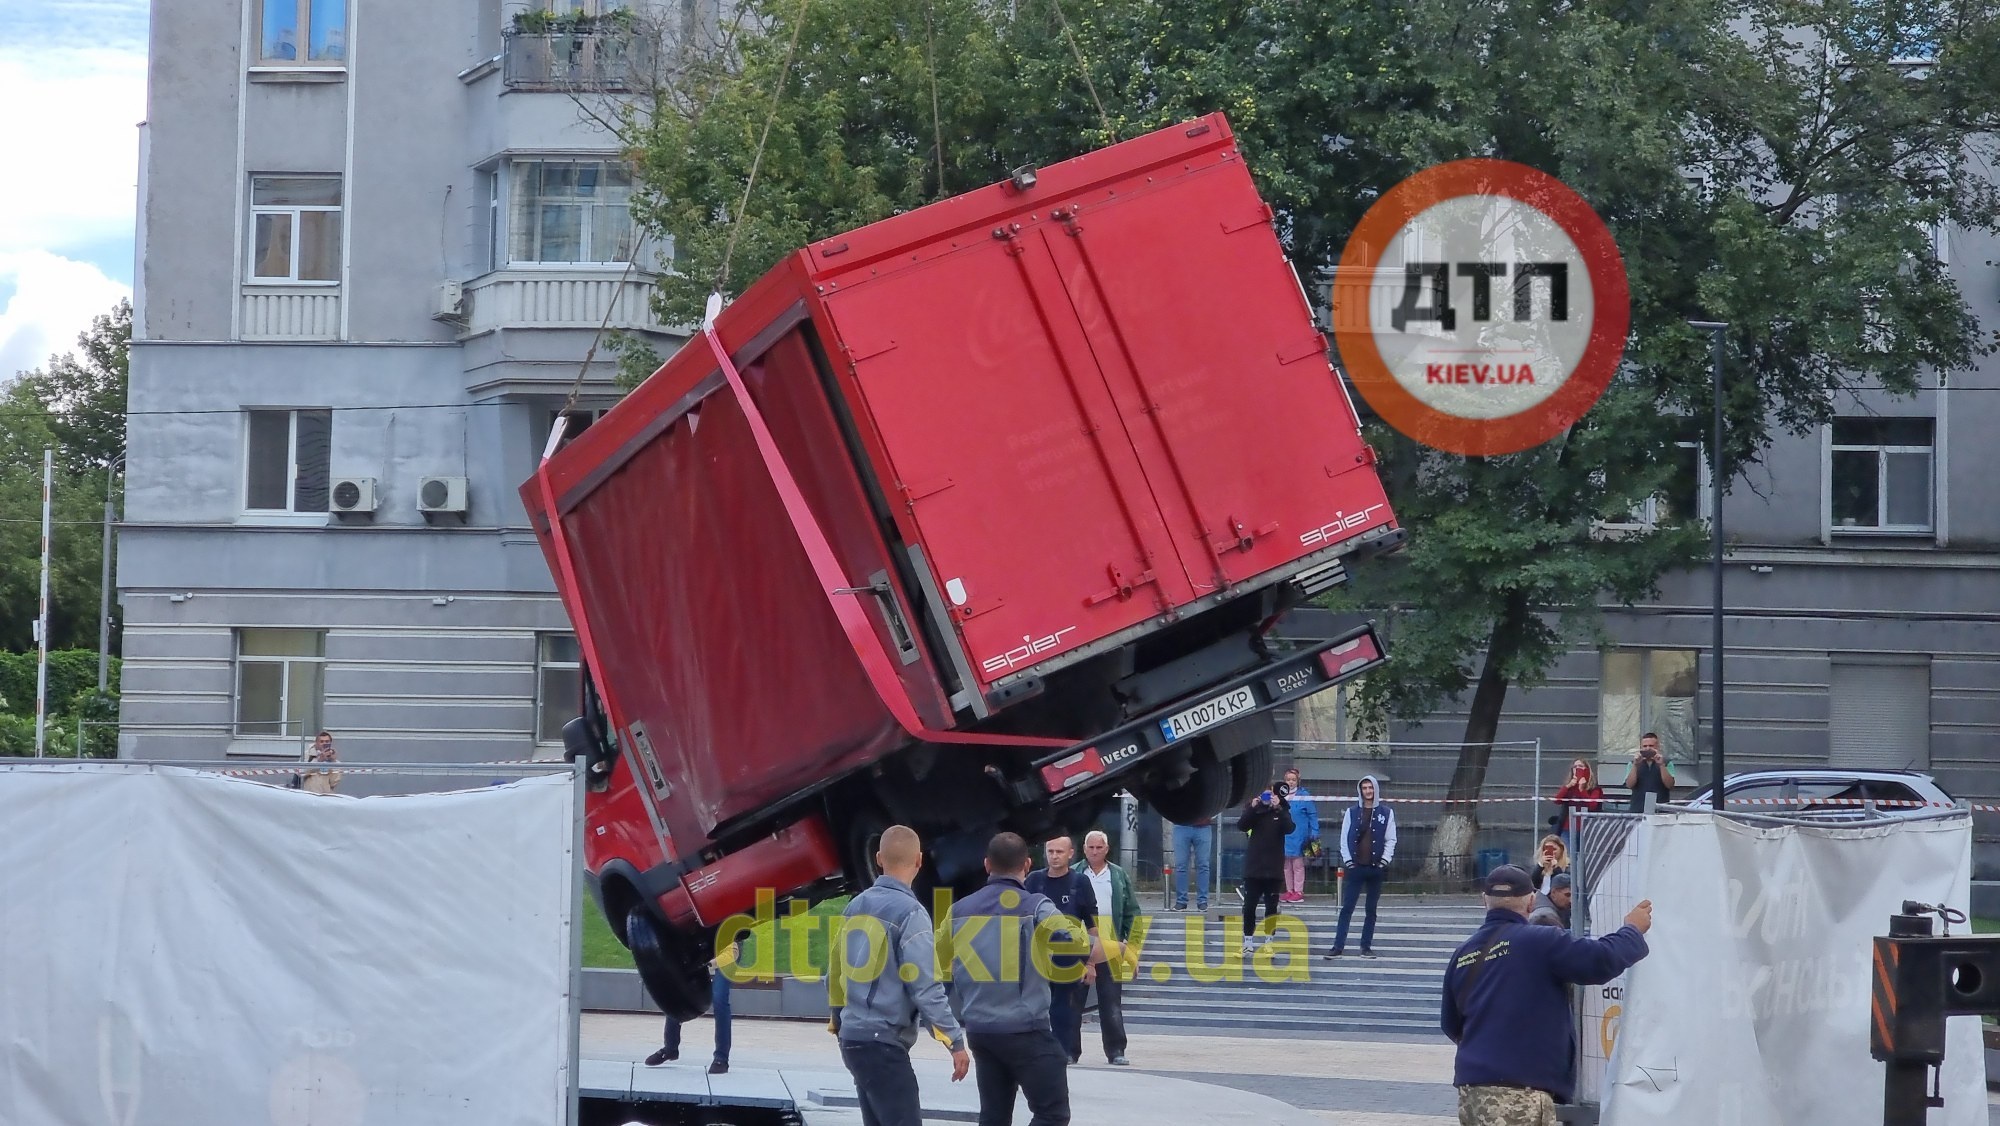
259 0 347 64
536 633 582 744
508 161 635 265
245 409 332 514
1598 649 1698 764
250 177 343 283
1830 660 1931 769
1597 429 1708 531
1830 417 1933 533
236 629 326 739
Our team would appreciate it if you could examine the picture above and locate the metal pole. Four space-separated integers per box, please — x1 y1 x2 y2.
1690 321 1728 810
98 458 121 693
1533 737 1542 849
35 448 52 757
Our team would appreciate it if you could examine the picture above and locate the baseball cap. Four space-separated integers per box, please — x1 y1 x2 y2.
1549 873 1573 892
1482 864 1534 897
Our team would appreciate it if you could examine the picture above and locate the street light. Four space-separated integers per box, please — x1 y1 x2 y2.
98 454 125 696
1688 321 1727 809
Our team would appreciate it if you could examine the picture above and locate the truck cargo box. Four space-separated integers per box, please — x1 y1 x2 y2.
527 113 1399 857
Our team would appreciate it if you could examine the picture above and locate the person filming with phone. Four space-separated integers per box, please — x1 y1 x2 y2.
1623 732 1675 812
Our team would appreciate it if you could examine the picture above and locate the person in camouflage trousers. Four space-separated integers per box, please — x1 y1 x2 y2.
1457 1083 1559 1126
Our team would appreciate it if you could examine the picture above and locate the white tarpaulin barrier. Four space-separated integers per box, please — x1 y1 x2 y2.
0 763 578 1126
1601 811 1981 1126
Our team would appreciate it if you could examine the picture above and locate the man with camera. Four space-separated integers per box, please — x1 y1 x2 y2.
1622 732 1676 812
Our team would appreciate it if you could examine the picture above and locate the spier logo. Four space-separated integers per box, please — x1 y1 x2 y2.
1332 159 1630 457
1300 503 1389 548
981 626 1079 675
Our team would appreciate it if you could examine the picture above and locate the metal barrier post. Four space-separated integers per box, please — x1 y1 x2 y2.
1533 737 1543 854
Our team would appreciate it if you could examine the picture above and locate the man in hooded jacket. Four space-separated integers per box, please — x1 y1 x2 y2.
1327 775 1395 959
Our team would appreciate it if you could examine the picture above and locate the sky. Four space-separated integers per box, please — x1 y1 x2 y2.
0 0 148 380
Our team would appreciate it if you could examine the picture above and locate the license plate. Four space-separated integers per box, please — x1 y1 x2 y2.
1158 686 1258 743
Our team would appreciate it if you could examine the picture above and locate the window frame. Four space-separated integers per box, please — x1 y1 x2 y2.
254 0 349 69
242 408 333 521
535 632 583 746
505 159 637 268
232 628 328 742
248 175 344 286
1597 647 1700 766
1597 439 1712 532
1826 417 1935 536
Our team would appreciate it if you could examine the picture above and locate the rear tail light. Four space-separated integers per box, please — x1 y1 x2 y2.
1319 635 1382 678
1040 749 1106 793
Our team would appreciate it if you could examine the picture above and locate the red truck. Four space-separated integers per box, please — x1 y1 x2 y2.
524 113 1402 1018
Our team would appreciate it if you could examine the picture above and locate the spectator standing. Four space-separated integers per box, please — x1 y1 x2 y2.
300 731 341 795
1550 759 1603 834
648 940 735 1073
1327 775 1395 959
1623 733 1676 812
941 832 1077 1126
1527 873 1573 931
1235 783 1294 955
1530 835 1570 893
1026 836 1100 1067
1168 814 1214 912
1442 865 1652 1125
1079 830 1138 1066
827 825 970 1126
1280 767 1319 904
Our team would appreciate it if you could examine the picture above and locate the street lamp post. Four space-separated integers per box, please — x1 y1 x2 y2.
1688 321 1728 809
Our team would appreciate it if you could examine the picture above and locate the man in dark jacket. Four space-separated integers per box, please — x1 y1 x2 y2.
1442 865 1653 1124
1328 775 1396 959
941 833 1081 1126
1235 783 1294 955
1026 836 1100 1066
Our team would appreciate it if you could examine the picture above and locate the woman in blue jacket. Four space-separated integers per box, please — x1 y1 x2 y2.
1280 767 1319 903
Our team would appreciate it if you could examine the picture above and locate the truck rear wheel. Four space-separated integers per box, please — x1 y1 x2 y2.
839 805 893 892
1143 764 1232 825
625 907 714 1023
1227 742 1276 808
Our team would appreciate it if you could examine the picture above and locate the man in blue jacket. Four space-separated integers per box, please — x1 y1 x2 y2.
1441 865 1654 1125
1327 775 1395 958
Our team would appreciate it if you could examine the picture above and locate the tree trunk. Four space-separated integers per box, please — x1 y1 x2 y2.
1426 597 1527 879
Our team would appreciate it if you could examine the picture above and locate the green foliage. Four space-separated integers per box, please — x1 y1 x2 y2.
0 300 129 655
0 649 118 720
616 0 2000 798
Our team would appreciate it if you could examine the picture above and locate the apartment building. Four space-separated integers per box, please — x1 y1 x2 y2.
120 0 699 762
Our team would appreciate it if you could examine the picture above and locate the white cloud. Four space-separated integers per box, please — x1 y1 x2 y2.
0 2 146 379
0 251 129 380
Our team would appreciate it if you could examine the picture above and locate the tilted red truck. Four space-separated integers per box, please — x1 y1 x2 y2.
523 113 1404 1018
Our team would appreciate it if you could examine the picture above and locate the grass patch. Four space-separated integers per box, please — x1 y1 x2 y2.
579 895 852 974
1974 918 1998 934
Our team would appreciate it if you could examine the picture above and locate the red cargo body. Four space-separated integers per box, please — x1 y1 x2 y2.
525 115 1399 993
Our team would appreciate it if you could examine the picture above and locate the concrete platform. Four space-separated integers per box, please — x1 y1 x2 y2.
584 1013 1323 1124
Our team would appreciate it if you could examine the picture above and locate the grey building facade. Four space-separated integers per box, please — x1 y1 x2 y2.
121 0 694 763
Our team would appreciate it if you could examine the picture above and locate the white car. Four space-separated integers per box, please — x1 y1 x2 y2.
1684 769 1955 820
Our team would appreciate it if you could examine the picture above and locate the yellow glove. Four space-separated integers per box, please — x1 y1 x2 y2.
827 1012 842 1037
930 1025 955 1048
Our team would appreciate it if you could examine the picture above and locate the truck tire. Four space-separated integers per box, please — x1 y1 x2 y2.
625 906 713 1023
1143 764 1232 825
1227 742 1276 808
840 805 893 892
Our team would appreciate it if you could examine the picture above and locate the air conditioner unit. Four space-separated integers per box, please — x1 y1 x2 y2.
330 476 378 517
419 475 469 523
433 281 464 321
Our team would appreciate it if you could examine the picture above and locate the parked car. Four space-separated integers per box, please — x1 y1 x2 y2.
1684 769 1955 820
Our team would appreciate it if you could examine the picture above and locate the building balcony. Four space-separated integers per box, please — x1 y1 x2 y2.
502 31 653 93
241 287 341 340
457 268 686 398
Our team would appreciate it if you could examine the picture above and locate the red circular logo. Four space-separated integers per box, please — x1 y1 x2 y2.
1331 159 1631 456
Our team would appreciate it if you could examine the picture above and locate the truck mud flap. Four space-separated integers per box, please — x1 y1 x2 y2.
1023 624 1387 805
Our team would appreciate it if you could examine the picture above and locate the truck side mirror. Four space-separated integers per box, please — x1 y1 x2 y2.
562 715 615 791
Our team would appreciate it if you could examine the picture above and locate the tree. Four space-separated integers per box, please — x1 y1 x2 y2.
614 0 2000 869
0 299 133 655
1329 0 2000 868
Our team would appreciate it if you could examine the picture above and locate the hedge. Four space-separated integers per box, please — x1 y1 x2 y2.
0 649 117 717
